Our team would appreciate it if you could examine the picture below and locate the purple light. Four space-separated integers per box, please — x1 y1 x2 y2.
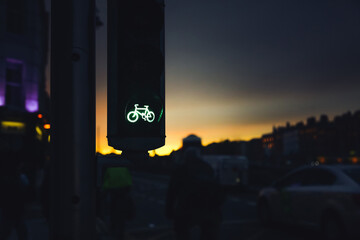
6 58 23 64
0 96 4 106
25 99 38 112
0 76 4 106
3 58 40 112
25 70 39 113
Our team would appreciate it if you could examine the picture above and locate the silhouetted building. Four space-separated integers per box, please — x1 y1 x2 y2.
182 134 202 150
0 0 50 182
246 138 263 164
262 133 274 158
261 111 360 165
0 0 49 113
203 140 246 156
283 130 299 156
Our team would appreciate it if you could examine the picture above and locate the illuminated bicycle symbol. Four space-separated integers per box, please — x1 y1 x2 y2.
127 104 155 123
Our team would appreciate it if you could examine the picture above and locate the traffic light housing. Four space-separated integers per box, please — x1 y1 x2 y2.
107 0 165 151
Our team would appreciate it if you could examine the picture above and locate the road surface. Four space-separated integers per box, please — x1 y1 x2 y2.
125 172 321 240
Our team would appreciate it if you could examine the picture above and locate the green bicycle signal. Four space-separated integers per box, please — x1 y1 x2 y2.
127 104 155 123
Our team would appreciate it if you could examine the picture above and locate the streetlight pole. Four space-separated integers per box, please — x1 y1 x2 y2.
50 0 96 239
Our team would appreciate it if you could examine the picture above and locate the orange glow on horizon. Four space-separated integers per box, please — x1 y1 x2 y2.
96 123 272 156
95 88 274 156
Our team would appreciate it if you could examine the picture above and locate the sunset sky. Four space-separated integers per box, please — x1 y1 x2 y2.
46 0 360 155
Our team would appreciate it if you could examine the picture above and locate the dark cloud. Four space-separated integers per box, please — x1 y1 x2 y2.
166 0 360 100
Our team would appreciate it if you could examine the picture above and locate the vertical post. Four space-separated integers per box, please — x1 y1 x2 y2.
97 126 100 153
50 0 96 239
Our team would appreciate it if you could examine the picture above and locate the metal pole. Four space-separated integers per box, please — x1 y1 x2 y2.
97 126 100 153
50 0 96 239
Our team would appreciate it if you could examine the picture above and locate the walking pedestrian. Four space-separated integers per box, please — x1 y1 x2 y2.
102 166 135 240
165 148 226 240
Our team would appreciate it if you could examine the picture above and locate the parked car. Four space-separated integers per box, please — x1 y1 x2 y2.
257 164 360 240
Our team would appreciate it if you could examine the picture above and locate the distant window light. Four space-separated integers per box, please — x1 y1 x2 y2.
5 59 24 109
317 156 326 164
6 85 23 108
6 0 26 34
6 66 22 84
351 157 358 164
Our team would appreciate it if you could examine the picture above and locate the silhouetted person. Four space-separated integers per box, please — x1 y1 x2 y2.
165 148 226 240
101 167 135 240
0 152 30 240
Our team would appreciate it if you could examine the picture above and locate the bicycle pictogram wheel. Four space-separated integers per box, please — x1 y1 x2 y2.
146 111 155 122
127 111 139 123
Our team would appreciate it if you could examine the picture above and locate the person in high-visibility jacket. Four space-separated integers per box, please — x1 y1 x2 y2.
102 167 135 240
